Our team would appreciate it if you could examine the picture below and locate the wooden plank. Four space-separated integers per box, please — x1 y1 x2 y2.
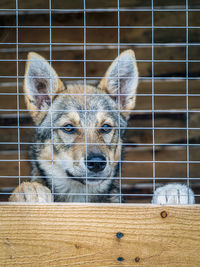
0 153 29 191
0 42 199 79
0 0 148 9
122 147 200 197
1 44 195 62
0 204 200 266
0 11 200 78
1 0 199 9
1 1 200 10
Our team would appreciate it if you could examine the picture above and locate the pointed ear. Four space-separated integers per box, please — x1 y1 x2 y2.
98 49 138 119
24 52 65 124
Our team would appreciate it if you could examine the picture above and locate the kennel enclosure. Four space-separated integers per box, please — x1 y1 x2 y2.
0 0 200 266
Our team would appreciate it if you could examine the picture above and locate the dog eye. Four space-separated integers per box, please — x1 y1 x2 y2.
62 124 77 134
100 124 112 134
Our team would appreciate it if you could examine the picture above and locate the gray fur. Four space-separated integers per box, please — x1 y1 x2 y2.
25 51 138 203
31 87 127 202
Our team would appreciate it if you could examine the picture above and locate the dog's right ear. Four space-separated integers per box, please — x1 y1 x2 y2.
24 52 65 125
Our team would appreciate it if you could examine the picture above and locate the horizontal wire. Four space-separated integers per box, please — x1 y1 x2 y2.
0 59 200 63
5 192 200 198
1 109 200 113
0 25 200 29
1 93 200 97
0 144 199 148
0 126 200 130
0 142 199 147
0 192 153 196
0 159 199 163
0 42 200 46
1 92 200 97
1 176 200 180
0 8 200 12
0 76 199 80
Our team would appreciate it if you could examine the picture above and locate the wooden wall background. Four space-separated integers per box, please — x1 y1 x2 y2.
0 0 200 202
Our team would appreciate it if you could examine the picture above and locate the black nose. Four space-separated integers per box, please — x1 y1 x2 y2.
86 153 107 173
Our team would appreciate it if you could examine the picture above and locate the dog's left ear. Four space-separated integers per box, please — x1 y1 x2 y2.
99 49 138 119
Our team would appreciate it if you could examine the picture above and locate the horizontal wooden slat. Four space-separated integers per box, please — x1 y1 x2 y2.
0 41 199 79
0 204 200 266
0 0 152 9
0 153 29 191
0 11 199 79
123 147 200 195
1 0 200 9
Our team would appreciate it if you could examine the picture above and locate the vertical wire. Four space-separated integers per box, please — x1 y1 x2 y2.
186 0 190 202
49 0 54 201
16 0 21 201
83 0 88 202
152 0 155 195
117 0 122 203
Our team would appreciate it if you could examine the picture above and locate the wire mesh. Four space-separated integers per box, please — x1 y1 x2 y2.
0 0 199 203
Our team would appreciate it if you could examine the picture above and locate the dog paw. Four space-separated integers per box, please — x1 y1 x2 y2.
152 183 195 205
9 182 52 203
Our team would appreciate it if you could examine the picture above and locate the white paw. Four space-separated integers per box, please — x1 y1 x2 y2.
9 182 52 203
152 184 195 205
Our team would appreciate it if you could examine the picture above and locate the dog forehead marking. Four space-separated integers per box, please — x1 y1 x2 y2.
50 84 118 127
58 111 80 125
55 84 116 108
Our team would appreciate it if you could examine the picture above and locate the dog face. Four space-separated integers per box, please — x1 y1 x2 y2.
24 50 138 189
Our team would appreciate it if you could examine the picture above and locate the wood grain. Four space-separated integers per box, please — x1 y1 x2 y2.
1 0 200 9
0 204 200 266
0 11 200 80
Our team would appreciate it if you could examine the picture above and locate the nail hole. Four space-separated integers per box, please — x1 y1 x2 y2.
160 210 168 218
116 232 124 239
117 257 124 262
135 257 140 263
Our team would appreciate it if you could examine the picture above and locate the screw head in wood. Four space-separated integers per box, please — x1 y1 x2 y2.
135 257 140 263
160 210 168 218
117 257 124 262
116 232 124 239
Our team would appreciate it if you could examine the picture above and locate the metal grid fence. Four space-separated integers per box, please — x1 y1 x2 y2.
0 0 199 203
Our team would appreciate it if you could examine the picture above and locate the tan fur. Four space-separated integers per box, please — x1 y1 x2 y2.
9 182 52 202
10 50 138 203
10 50 195 205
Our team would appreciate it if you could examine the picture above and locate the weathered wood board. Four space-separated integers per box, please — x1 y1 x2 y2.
1 0 200 9
0 204 200 266
0 12 200 77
